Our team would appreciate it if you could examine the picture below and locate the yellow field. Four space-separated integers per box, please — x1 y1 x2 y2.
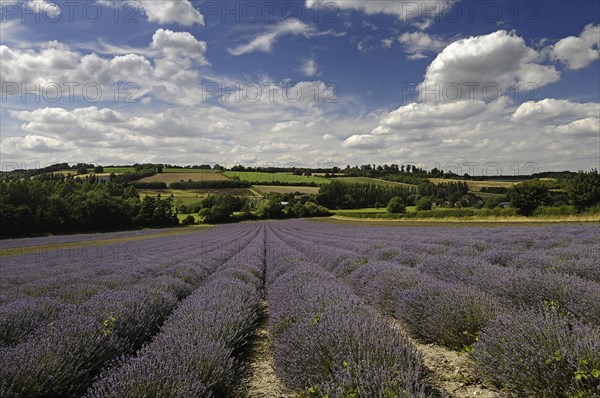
429 178 518 191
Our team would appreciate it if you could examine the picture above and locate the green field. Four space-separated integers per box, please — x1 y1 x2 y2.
224 171 330 185
162 168 223 173
253 185 320 195
333 177 416 187
138 188 257 207
477 191 508 200
103 167 136 174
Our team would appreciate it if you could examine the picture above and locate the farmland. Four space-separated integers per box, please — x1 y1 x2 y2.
253 185 320 195
1 220 598 397
138 188 257 206
138 172 228 185
224 171 330 185
429 178 518 192
335 176 415 187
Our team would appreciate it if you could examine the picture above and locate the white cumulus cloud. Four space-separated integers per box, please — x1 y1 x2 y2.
551 24 600 70
420 30 560 102
97 0 204 26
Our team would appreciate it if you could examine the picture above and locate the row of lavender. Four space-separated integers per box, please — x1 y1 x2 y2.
264 225 432 397
272 221 600 397
0 224 262 397
0 224 253 346
86 227 265 397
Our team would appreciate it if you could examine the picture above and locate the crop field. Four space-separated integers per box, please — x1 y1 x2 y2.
162 168 223 173
334 176 416 187
139 172 228 185
253 185 320 195
429 178 518 192
1 221 598 397
102 167 136 174
223 171 330 185
138 188 256 205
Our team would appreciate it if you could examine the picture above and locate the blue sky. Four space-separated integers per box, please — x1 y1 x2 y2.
1 0 598 173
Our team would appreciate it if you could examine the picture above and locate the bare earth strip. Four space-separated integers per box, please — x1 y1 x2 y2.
237 301 295 398
389 319 507 398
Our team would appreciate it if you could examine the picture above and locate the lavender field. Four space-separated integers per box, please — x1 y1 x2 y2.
1 220 599 397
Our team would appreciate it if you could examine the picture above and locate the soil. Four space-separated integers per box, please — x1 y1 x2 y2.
237 303 507 398
390 319 508 398
236 301 295 398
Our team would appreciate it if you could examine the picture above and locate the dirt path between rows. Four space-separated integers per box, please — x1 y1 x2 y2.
236 301 295 398
237 302 505 397
389 319 507 398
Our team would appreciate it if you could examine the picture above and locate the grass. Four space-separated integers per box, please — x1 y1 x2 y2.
333 206 465 216
476 191 508 200
224 171 330 185
139 172 228 185
103 167 136 174
310 217 600 228
177 213 199 223
138 189 257 206
162 168 222 173
333 207 389 214
333 177 416 187
253 185 320 195
325 212 600 224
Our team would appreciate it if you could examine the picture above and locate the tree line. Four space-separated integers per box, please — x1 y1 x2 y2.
0 174 177 237
316 180 469 209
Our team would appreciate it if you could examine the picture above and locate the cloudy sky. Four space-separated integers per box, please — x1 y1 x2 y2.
0 0 598 174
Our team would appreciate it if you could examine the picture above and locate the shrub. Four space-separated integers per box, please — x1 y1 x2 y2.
397 281 501 350
0 279 188 397
483 197 503 208
87 244 263 398
509 181 552 216
284 202 332 218
415 196 433 211
472 309 600 397
267 250 429 397
566 169 600 210
181 215 196 225
533 205 578 216
387 196 406 213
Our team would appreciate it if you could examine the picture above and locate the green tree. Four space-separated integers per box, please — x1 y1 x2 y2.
387 196 406 213
508 181 551 216
415 196 433 211
566 169 600 210
257 197 284 219
199 205 231 224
